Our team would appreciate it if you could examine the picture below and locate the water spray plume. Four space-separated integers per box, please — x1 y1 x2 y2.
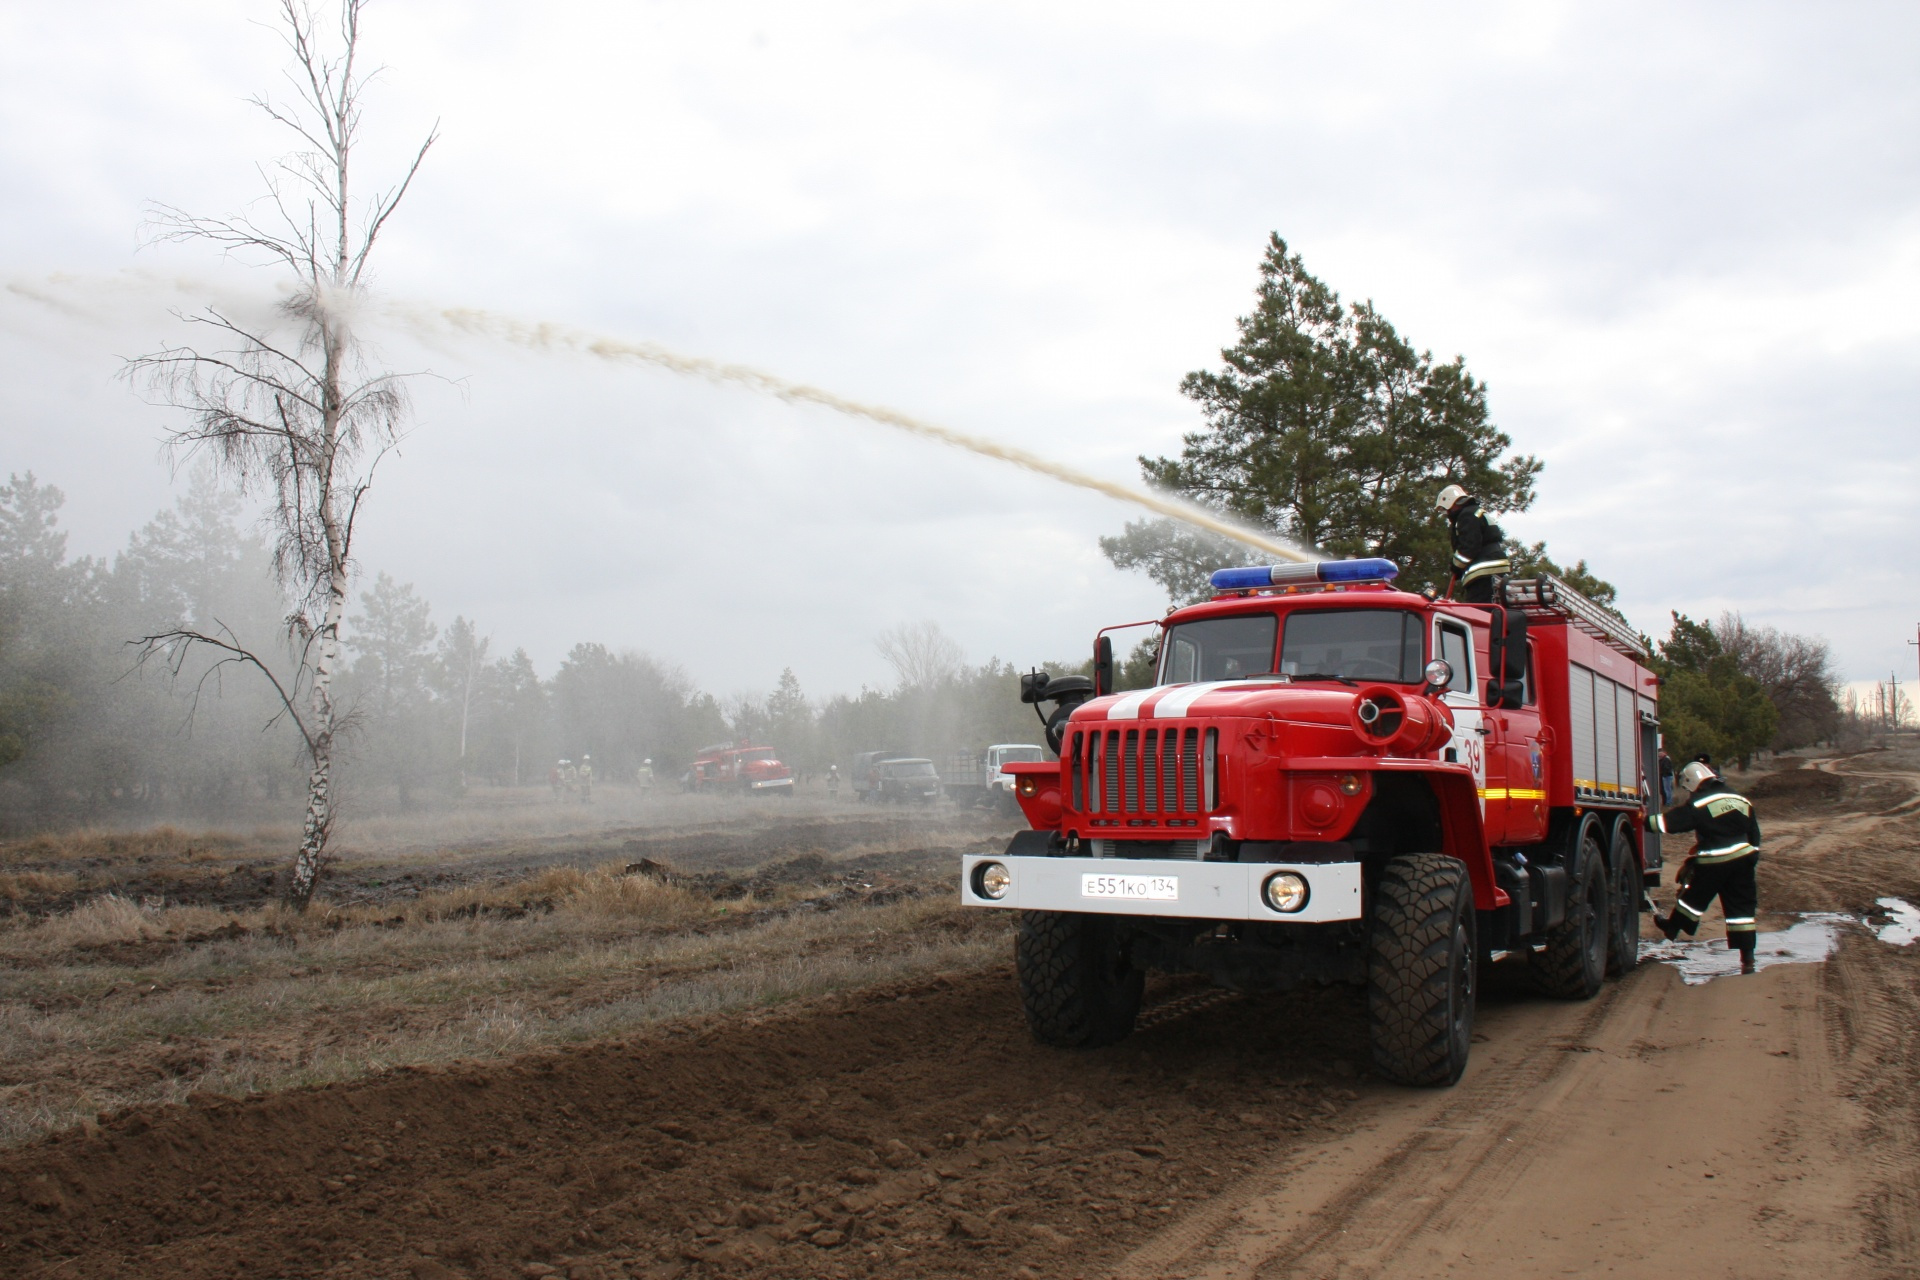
4 272 1313 563
388 303 1314 565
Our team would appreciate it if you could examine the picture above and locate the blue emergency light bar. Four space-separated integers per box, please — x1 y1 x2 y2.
1209 558 1399 591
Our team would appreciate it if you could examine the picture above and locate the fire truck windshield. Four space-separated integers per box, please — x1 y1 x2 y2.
1280 609 1425 683
736 749 776 763
1160 614 1280 684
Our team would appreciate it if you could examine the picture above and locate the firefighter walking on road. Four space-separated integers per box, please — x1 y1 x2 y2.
1649 760 1763 973
1435 484 1512 604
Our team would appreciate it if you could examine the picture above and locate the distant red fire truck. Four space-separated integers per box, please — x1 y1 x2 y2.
961 558 1661 1085
685 741 794 796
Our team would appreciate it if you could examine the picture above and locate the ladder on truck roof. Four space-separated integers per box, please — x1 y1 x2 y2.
1498 575 1647 661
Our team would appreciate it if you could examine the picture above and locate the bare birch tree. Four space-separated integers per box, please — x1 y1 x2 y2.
128 0 435 910
876 621 966 690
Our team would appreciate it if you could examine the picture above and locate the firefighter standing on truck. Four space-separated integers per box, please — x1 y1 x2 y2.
1649 760 1763 973
1435 484 1512 604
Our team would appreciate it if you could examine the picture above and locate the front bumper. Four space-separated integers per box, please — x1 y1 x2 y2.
749 777 795 790
959 854 1362 923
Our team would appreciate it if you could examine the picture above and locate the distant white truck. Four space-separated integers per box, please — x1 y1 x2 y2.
943 744 1049 812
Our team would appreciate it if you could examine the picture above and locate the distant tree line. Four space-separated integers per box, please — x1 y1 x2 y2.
1650 612 1843 770
0 473 1061 829
0 465 1852 828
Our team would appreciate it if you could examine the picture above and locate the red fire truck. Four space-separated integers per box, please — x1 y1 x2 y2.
960 558 1661 1086
685 741 795 796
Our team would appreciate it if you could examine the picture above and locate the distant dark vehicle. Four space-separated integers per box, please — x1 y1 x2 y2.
874 758 941 804
851 750 904 804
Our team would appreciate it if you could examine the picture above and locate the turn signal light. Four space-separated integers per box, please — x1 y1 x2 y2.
1338 773 1363 796
1016 775 1039 799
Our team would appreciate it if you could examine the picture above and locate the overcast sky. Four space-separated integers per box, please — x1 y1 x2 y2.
2 0 1916 702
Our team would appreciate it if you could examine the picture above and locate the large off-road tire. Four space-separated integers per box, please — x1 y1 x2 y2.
1536 822 1610 999
1368 854 1477 1087
1015 911 1145 1048
1606 819 1641 977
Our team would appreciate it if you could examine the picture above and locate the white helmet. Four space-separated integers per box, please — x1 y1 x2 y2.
1435 483 1469 514
1678 760 1715 792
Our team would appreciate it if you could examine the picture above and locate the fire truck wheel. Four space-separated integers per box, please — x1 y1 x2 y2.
1606 820 1640 977
1367 854 1476 1087
1015 911 1145 1048
1536 824 1610 999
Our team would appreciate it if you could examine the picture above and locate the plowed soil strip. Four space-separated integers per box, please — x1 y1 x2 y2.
0 969 1371 1280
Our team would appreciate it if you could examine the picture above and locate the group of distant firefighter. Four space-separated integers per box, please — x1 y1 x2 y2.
547 756 594 802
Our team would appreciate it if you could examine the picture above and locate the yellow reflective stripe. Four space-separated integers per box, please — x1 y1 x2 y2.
1676 900 1705 919
1476 788 1547 800
1460 559 1511 583
1695 844 1757 863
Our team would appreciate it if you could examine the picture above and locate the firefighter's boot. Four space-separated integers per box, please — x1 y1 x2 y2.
1740 951 1757 975
1657 912 1686 942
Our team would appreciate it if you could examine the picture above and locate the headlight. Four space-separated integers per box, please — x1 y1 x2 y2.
1016 775 1039 799
973 861 1012 900
1338 773 1363 796
1262 871 1309 913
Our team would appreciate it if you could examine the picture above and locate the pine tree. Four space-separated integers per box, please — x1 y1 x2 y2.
1107 234 1544 596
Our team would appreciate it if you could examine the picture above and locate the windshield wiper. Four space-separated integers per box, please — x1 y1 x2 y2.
1287 672 1359 686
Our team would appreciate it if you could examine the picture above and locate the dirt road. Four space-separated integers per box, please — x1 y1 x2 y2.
3 755 1917 1279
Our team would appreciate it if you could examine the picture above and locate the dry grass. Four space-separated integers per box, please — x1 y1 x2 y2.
0 871 78 903
0 824 269 867
0 854 1002 1149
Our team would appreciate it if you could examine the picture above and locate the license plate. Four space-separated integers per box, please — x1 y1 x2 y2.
1081 873 1178 902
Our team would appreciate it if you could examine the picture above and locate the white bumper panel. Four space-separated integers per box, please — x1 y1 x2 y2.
750 778 795 789
960 854 1363 923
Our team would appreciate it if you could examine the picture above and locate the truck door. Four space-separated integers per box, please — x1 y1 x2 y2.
1494 642 1548 845
1433 618 1488 807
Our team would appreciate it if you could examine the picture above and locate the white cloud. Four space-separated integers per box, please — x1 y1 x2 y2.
2 0 1916 694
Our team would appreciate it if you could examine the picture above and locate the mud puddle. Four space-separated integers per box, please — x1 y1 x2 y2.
1639 898 1920 984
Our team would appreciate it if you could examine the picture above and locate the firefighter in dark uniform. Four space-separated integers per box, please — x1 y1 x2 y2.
1649 760 1763 973
1435 484 1512 604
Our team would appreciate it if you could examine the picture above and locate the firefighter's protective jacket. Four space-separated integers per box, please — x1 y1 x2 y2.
1647 778 1761 864
1446 498 1511 587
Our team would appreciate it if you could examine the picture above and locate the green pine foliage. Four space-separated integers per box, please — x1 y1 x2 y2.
1651 612 1780 770
1114 234 1542 595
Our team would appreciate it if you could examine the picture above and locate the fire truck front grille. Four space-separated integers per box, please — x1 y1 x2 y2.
1069 724 1219 822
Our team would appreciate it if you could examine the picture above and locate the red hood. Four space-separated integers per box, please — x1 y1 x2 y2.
741 757 791 778
1071 681 1366 729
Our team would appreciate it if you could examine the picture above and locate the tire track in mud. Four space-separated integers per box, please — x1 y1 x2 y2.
1113 974 1630 1280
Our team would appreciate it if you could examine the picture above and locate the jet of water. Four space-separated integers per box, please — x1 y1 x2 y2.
5 271 1316 564
383 302 1315 565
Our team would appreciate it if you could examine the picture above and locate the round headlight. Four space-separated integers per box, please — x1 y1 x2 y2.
1423 658 1452 689
1263 871 1309 913
1016 775 1039 799
1338 773 1363 796
974 861 1012 900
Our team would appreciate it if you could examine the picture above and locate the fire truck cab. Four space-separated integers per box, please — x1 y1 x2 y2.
686 741 795 796
960 558 1660 1086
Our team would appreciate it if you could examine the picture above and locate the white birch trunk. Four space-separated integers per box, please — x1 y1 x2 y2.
286 564 343 909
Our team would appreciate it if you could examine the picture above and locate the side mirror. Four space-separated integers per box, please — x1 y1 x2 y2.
1093 635 1114 697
